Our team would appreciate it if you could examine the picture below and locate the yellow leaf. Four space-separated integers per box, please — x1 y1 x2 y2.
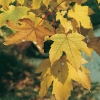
31 0 42 9
88 8 94 15
17 0 24 5
49 32 91 70
43 0 51 7
56 11 67 26
35 59 51 76
35 59 54 97
4 18 54 53
36 60 54 97
51 56 68 83
11 0 15 2
31 0 51 9
81 66 90 74
39 75 54 97
98 0 100 3
57 0 62 4
88 37 100 56
81 58 88 64
68 63 91 90
52 77 73 100
0 6 29 26
0 0 12 9
68 3 92 28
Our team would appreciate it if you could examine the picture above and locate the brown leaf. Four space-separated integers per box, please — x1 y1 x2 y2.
51 56 68 84
4 18 54 53
88 37 100 55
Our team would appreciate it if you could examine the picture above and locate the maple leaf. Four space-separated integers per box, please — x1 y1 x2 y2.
36 57 68 84
35 59 51 76
49 32 91 70
35 59 54 97
68 63 91 90
52 77 73 100
36 57 90 99
51 56 68 84
0 6 29 26
39 75 54 97
4 18 54 53
68 3 92 28
88 37 100 56
56 11 73 33
36 57 71 99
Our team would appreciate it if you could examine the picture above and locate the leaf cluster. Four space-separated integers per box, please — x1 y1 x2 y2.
0 0 100 100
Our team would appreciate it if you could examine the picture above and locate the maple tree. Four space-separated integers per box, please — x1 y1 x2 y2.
0 0 100 100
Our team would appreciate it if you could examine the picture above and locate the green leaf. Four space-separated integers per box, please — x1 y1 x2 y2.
0 6 29 26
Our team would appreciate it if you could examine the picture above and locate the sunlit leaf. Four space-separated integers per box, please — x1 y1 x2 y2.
4 18 54 53
52 77 73 100
97 0 100 3
39 75 54 97
68 3 92 28
0 0 15 9
68 63 91 90
35 59 51 76
43 0 51 7
0 6 29 26
49 32 91 70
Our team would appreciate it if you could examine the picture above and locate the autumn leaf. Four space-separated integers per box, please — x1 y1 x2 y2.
39 75 54 97
43 0 51 7
68 3 92 28
88 37 100 55
22 12 43 27
36 57 72 99
0 6 29 26
36 57 68 84
56 11 67 26
98 0 100 3
51 56 68 84
35 59 51 76
31 0 51 9
4 18 54 53
0 0 15 9
35 59 54 97
52 77 73 100
68 63 91 90
81 66 90 74
49 32 91 70
56 11 73 33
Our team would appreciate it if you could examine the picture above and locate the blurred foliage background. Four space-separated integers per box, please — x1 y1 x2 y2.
0 0 100 100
